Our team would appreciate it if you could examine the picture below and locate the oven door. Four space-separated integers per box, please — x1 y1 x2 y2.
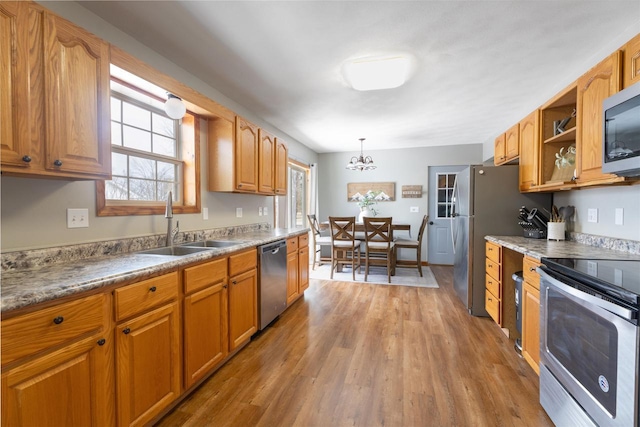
539 269 639 427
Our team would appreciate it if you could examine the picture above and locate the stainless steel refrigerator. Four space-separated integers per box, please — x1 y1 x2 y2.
451 165 551 316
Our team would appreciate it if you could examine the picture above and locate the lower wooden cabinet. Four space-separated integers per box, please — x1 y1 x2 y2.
286 234 310 305
522 256 542 374
1 294 114 427
228 249 258 351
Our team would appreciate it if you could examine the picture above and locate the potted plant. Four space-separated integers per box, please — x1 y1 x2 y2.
357 191 379 222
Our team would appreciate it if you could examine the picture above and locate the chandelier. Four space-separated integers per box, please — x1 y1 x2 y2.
346 138 376 171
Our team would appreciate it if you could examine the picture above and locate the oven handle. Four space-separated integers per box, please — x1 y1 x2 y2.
537 267 635 321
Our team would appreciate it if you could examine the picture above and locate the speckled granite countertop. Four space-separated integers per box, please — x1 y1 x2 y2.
485 235 640 261
1 228 307 313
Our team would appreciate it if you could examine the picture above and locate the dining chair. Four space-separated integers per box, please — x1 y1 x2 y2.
328 216 362 280
393 215 429 277
307 214 332 270
363 217 395 283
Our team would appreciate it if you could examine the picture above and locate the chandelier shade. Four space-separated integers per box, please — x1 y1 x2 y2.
346 138 376 171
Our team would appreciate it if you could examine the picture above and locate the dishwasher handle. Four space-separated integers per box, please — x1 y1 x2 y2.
259 240 287 255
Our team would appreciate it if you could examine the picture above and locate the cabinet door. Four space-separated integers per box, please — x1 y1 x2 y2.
43 12 111 177
622 33 640 89
493 133 506 165
298 245 309 293
275 138 288 195
258 130 275 194
522 282 540 375
505 124 519 162
286 250 299 305
116 302 181 427
234 117 259 192
576 51 621 184
228 268 257 351
184 283 228 389
0 2 36 169
518 110 540 192
2 333 115 427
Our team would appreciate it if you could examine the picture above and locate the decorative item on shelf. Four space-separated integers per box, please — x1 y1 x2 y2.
346 138 376 171
553 108 577 135
550 145 576 182
356 191 379 222
402 185 422 198
547 205 566 241
164 93 186 119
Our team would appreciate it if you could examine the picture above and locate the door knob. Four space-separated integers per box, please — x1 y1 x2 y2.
429 221 434 225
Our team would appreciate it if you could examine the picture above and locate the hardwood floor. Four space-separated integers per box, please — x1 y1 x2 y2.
156 266 553 426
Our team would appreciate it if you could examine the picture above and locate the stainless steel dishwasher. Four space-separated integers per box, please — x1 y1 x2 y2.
258 239 288 330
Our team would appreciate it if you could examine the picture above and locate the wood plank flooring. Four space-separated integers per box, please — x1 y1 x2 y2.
156 266 553 426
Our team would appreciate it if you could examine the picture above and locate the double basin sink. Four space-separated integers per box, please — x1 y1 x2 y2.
136 239 249 257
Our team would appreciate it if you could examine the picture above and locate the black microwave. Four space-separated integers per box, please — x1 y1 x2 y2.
602 80 640 177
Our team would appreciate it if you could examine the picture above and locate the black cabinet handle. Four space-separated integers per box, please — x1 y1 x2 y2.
53 316 64 325
53 159 62 167
149 286 157 292
232 280 237 285
529 267 536 272
123 328 131 335
223 284 228 289
22 155 32 163
97 338 106 346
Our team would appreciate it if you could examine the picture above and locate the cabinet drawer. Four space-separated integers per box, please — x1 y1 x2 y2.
287 237 298 253
1 293 106 366
184 257 227 295
114 272 179 321
485 289 501 325
485 241 501 263
298 234 309 247
485 274 500 298
523 256 541 290
486 257 500 281
229 248 257 277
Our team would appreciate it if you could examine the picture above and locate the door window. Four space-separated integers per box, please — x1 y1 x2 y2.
436 173 457 218
288 164 308 227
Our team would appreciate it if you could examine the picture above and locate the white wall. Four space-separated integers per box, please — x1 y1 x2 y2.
318 144 484 261
1 3 318 252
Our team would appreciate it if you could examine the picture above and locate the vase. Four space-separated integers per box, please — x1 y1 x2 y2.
547 222 566 241
358 208 371 223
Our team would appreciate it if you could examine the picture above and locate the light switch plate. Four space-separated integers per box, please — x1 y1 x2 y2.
67 208 89 228
258 207 263 216
236 208 243 218
202 207 208 220
587 261 598 277
263 206 268 215
615 208 623 225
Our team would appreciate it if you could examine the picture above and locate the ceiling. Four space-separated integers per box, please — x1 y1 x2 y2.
77 1 639 154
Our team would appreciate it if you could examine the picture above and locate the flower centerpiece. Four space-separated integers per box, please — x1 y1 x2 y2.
357 191 379 222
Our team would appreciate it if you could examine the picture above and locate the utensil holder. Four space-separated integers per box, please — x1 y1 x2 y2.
547 222 566 241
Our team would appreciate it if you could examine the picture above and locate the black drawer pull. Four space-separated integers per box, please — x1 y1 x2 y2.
22 155 32 163
123 328 131 335
53 159 63 167
53 316 64 325
149 286 157 292
97 338 106 346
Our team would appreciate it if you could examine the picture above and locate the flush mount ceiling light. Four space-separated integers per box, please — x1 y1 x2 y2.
342 55 411 91
164 93 186 119
346 138 377 171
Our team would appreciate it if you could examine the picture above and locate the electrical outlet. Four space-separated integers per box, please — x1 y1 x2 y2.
410 206 419 213
236 208 243 218
587 208 598 223
258 207 263 216
263 206 268 216
67 208 89 228
202 207 209 220
587 261 598 277
615 208 623 225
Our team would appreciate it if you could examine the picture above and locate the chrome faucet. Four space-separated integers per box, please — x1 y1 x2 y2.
165 191 179 246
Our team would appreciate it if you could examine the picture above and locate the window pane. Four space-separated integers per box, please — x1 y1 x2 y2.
111 122 122 146
438 204 447 217
123 125 151 152
111 98 121 122
157 161 175 181
122 102 151 130
448 174 456 187
129 156 155 179
157 182 175 201
153 113 175 138
129 178 156 200
438 174 446 188
106 177 128 200
112 152 128 176
153 134 176 157
437 189 447 203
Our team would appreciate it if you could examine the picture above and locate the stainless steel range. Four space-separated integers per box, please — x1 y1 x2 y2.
538 258 640 427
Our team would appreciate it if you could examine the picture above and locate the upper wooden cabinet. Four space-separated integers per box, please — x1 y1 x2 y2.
208 116 288 195
622 32 640 89
493 134 506 165
575 51 623 185
494 125 519 166
0 1 111 179
518 111 540 192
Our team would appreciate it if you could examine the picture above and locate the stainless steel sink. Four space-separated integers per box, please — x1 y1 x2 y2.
180 240 248 248
136 246 214 256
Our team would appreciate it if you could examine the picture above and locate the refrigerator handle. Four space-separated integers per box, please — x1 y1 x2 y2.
450 173 459 254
